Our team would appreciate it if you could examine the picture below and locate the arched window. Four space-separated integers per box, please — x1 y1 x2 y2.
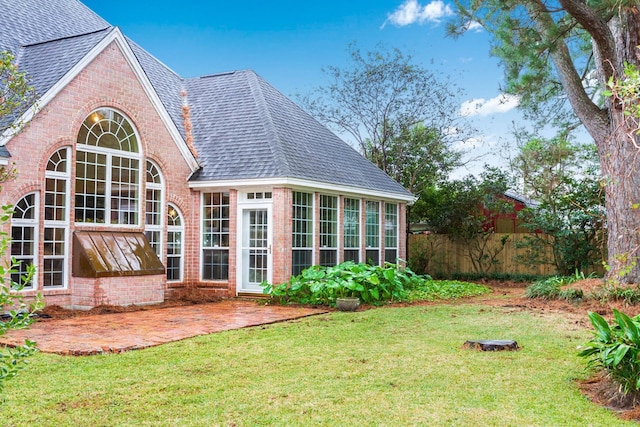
44 147 70 288
167 204 183 281
145 160 163 256
75 108 141 225
11 193 38 289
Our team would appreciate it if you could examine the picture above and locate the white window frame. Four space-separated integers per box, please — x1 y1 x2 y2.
11 193 39 290
75 108 143 226
145 160 164 257
384 202 399 264
167 203 184 282
201 192 230 281
43 147 71 289
343 197 361 263
292 191 314 276
365 200 381 265
319 194 339 266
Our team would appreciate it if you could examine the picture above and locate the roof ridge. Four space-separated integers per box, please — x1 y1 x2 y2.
246 71 292 176
21 27 112 48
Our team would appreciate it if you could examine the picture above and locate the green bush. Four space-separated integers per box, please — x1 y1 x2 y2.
525 272 589 300
579 310 640 402
594 285 640 305
262 262 427 306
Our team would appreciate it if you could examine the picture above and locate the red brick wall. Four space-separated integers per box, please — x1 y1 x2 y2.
271 187 292 285
72 274 165 309
2 41 195 308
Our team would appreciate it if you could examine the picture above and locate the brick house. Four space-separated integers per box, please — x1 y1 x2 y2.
0 0 412 308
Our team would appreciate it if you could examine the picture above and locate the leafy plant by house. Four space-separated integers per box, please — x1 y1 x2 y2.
262 261 425 306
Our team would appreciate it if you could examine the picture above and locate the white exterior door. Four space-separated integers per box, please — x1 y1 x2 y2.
238 205 272 293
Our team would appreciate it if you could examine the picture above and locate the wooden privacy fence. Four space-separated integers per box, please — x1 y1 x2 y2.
408 233 558 277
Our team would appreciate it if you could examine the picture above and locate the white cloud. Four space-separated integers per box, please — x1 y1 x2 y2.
459 94 520 117
464 20 483 32
382 0 454 28
453 136 484 151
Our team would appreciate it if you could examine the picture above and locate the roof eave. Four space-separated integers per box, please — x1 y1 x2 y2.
188 176 415 202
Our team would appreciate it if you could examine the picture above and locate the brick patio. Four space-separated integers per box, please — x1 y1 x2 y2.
0 300 328 356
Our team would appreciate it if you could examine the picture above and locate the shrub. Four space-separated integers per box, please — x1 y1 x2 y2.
579 310 640 404
262 262 427 306
525 271 589 301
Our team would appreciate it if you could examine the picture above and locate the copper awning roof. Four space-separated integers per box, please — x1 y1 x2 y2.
73 231 164 278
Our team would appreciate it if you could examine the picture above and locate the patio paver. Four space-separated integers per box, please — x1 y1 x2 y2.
0 300 328 356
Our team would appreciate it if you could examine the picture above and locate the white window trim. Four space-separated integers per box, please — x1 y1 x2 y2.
145 160 164 257
167 203 184 283
200 192 231 282
11 192 39 291
75 108 144 227
43 147 71 289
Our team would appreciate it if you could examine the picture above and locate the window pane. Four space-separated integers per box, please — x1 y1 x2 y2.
344 198 360 249
202 193 230 249
385 249 398 264
292 249 312 276
110 156 139 225
366 249 379 266
320 195 337 249
319 249 337 267
366 201 380 249
75 150 107 223
344 249 360 263
385 203 398 249
203 249 229 280
292 192 313 248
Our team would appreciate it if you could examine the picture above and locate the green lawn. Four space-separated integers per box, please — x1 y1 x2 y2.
2 304 633 426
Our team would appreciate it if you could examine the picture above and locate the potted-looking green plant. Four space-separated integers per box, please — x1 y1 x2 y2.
334 278 361 312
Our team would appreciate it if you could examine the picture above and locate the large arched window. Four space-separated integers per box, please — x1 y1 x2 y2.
11 193 38 289
75 108 141 225
145 160 164 256
167 204 183 281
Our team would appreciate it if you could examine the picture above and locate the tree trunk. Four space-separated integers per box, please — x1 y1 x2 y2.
598 115 640 283
598 7 640 283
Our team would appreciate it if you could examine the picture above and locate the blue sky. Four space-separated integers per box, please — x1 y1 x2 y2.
82 0 524 176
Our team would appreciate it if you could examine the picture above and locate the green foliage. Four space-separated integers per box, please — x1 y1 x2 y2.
594 284 640 305
405 279 490 302
579 310 640 401
605 62 640 126
511 132 605 275
300 43 469 196
262 262 427 306
0 51 43 394
1 51 36 135
0 206 42 393
422 167 513 274
525 272 589 301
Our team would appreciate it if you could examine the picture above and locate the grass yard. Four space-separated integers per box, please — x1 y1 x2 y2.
2 304 634 426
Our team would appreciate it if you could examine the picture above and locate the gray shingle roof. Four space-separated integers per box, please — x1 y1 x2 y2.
186 71 409 195
19 29 112 98
0 0 109 54
1 0 412 198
